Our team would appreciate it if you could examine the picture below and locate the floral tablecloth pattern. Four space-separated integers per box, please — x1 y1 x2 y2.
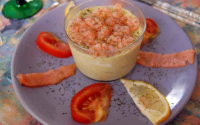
0 0 200 124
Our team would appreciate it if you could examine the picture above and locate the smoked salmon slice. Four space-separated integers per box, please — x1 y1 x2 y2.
137 52 162 68
16 64 76 87
137 49 195 68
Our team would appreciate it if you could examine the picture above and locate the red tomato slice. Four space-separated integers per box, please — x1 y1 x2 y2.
71 83 112 124
142 18 160 46
36 32 72 58
146 18 159 34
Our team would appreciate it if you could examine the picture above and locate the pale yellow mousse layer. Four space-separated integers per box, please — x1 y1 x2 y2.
69 40 142 81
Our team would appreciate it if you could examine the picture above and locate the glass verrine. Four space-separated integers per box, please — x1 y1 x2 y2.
65 0 146 81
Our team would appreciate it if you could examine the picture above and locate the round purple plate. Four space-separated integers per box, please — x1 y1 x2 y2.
11 1 198 125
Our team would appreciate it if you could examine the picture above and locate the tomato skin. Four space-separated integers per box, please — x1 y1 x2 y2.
71 83 112 124
146 18 159 34
142 18 160 46
36 32 72 58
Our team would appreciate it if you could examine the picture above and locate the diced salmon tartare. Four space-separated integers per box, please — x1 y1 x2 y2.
67 4 140 52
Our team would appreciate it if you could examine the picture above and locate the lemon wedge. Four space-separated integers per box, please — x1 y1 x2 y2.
120 79 170 125
65 1 76 16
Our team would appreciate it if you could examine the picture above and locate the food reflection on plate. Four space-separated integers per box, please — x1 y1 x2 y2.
15 1 196 125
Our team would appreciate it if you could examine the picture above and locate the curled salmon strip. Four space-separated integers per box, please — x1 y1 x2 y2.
137 49 195 68
16 64 76 87
137 52 163 68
